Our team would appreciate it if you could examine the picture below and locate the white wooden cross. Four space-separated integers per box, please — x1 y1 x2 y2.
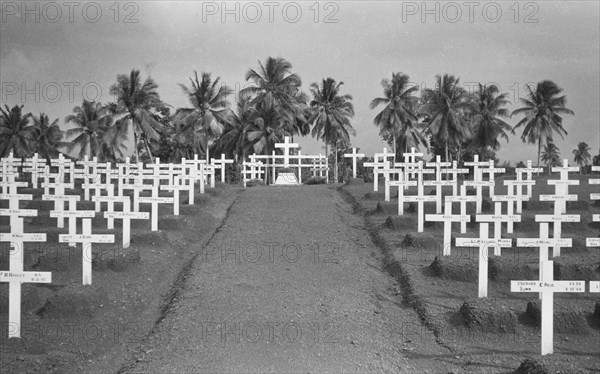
476 201 521 255
402 147 423 178
0 181 30 228
388 178 417 215
479 159 505 199
446 185 479 233
160 176 188 215
0 160 19 194
549 159 579 215
103 196 149 248
344 148 365 179
426 199 470 255
363 158 387 192
588 165 599 203
516 160 542 198
403 161 437 232
380 161 405 201
0 214 49 339
275 136 299 167
50 153 74 185
425 155 453 213
456 224 512 298
138 175 174 231
587 214 600 248
511 262 585 355
21 153 46 188
59 218 114 285
74 155 100 201
49 196 93 247
242 161 265 187
539 187 578 257
211 153 234 182
442 161 469 196
535 214 580 258
464 155 493 214
178 160 202 204
1 269 51 339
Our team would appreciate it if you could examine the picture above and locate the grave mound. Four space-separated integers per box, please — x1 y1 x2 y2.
429 256 477 282
159 216 188 230
385 215 412 230
93 247 141 272
522 301 591 334
515 358 548 374
375 202 397 215
453 299 518 333
36 292 107 318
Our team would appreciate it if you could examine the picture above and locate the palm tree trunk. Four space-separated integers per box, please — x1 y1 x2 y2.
393 135 397 163
445 140 449 162
143 136 153 163
134 133 140 163
325 142 329 182
537 136 542 168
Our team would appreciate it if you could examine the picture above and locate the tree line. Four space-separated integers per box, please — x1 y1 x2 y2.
1 57 598 180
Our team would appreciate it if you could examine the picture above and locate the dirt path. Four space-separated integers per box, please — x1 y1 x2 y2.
120 185 452 373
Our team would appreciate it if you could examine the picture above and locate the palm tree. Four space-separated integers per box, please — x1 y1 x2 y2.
370 73 424 160
469 84 512 160
541 140 561 173
308 78 355 182
0 104 35 158
216 91 260 162
572 141 591 174
31 113 63 164
245 105 288 156
511 80 574 167
109 69 165 162
421 74 471 161
174 71 232 162
63 100 114 160
242 57 308 137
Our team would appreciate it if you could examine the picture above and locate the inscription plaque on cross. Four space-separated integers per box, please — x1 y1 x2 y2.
587 214 600 248
344 148 365 179
456 223 512 298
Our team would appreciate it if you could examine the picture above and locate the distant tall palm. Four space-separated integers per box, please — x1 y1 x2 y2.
63 100 114 160
370 73 424 160
573 141 591 173
421 74 471 161
469 84 512 160
31 113 63 163
511 80 574 167
174 71 232 162
242 57 308 137
109 69 164 162
308 78 355 182
541 141 561 173
0 104 35 158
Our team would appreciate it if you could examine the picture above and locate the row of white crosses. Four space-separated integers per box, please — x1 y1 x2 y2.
362 150 599 356
244 136 329 186
0 152 220 339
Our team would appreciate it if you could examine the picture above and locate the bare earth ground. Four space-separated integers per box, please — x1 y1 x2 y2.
1 183 239 373
341 174 600 374
120 185 454 373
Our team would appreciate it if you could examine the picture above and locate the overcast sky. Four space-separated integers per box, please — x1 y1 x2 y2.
1 1 598 162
